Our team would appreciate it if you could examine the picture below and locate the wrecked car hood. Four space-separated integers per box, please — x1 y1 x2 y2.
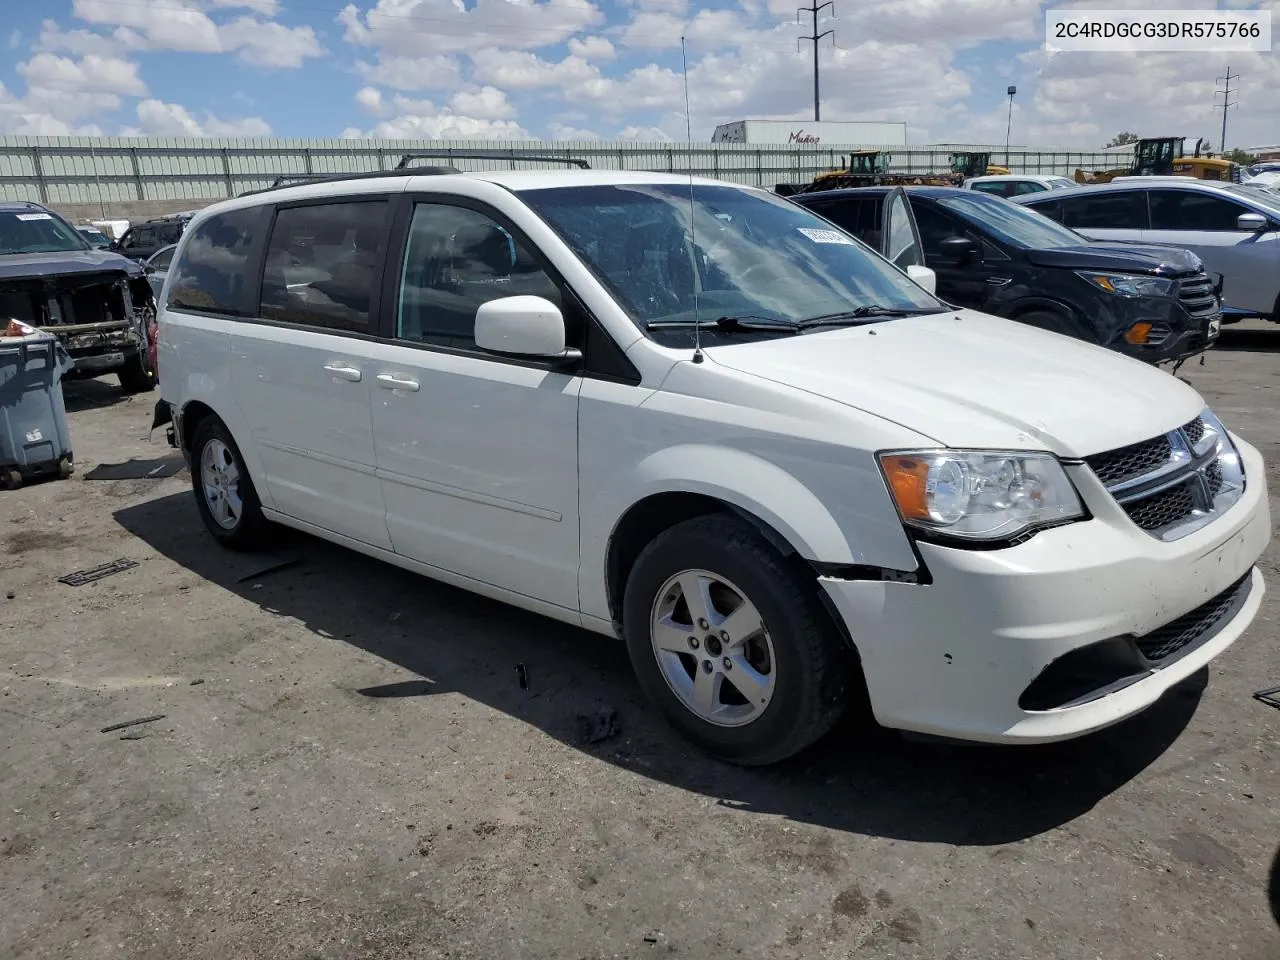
702 309 1203 458
1025 242 1204 275
0 250 144 281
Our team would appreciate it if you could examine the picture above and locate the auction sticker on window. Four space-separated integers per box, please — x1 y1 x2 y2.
798 227 854 244
16 213 52 221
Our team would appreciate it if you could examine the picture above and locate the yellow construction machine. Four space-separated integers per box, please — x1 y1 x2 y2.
1075 137 1241 184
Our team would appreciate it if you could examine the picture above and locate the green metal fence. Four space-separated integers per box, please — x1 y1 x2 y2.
0 136 1120 207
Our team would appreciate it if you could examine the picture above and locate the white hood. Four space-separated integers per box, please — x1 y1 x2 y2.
703 310 1205 458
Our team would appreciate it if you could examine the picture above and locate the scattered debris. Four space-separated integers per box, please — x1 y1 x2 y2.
576 707 620 745
516 662 529 690
643 935 659 944
1254 686 1280 710
189 679 205 686
59 558 137 587
235 557 301 584
100 714 165 734
83 457 185 481
118 733 149 741
5 592 13 600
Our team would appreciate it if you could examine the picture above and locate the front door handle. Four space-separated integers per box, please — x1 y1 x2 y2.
376 373 420 392
323 362 362 382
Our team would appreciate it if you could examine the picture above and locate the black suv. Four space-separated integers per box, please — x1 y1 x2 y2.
0 200 157 392
112 212 192 263
793 186 1222 363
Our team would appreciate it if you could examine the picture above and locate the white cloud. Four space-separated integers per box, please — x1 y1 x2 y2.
17 53 147 97
619 9 749 51
37 20 124 56
217 17 324 67
355 86 387 115
449 86 515 120
617 124 673 141
132 98 273 137
209 0 280 14
337 0 604 56
566 35 616 60
547 120 601 140
632 0 688 12
349 98 535 140
470 49 607 93
73 0 222 53
353 53 462 91
0 79 107 135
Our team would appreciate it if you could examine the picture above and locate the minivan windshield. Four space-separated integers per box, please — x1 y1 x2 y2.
937 191 1086 250
0 210 91 255
519 183 945 343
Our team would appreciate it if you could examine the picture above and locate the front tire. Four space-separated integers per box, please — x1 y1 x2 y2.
622 515 849 766
190 416 269 550
118 352 155 393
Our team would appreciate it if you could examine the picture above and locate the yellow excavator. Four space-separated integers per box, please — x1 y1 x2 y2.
786 149 1009 194
1075 137 1240 184
950 151 1011 178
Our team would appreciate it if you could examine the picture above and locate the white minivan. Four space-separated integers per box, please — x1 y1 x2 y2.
155 168 1270 765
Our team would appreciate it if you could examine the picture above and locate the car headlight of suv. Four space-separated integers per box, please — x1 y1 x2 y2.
1077 271 1177 299
879 450 1085 543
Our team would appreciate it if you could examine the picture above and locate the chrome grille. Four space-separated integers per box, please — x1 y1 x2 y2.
1087 435 1173 488
1134 573 1252 661
1086 413 1245 541
1178 275 1219 319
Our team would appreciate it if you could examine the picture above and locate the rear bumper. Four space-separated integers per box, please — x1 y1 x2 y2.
820 437 1270 744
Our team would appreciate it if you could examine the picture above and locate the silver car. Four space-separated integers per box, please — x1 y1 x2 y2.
143 243 177 301
1016 179 1280 323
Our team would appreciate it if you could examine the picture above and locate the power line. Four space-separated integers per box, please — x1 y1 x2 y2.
1214 66 1238 154
796 1 834 121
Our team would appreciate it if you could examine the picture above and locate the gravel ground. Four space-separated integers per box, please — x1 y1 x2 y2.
2 324 1278 960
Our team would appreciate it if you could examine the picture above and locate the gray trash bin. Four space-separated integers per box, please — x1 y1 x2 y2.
0 329 75 490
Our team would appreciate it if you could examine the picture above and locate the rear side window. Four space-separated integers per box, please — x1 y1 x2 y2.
1148 190 1249 231
1059 192 1147 229
1012 181 1045 196
157 222 185 245
259 200 389 332
804 197 881 248
166 206 264 316
972 181 1013 197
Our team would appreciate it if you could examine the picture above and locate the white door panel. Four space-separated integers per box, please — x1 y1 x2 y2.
231 324 390 549
370 342 582 610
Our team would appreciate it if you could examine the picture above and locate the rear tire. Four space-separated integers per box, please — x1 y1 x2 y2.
622 514 849 766
118 352 155 394
190 416 269 551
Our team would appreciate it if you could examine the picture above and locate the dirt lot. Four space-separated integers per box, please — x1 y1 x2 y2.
2 325 1279 960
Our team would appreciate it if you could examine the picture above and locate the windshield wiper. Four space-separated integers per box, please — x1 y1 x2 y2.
797 305 938 328
645 314 801 333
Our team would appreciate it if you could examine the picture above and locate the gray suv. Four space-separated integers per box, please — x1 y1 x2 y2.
1017 179 1280 323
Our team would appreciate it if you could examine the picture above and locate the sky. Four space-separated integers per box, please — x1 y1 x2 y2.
0 0 1277 148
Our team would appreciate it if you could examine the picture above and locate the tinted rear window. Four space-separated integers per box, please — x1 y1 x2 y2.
166 207 264 316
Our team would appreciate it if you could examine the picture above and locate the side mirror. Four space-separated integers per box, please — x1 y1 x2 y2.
1237 212 1268 232
474 296 581 364
938 236 979 263
905 264 937 295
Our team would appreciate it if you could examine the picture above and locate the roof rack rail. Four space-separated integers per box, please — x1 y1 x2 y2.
395 150 591 170
235 166 460 197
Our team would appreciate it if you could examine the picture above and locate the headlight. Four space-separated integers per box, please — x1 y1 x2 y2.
879 450 1085 542
1077 271 1177 299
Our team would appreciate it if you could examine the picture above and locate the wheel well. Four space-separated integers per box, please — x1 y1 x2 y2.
179 400 216 455
604 492 801 625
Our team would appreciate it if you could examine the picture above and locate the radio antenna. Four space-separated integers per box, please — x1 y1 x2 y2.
681 36 704 364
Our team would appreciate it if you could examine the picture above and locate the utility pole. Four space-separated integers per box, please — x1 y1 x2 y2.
1215 66 1237 155
797 1 834 122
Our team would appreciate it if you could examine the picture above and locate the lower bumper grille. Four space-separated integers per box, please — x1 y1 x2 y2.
1135 572 1253 661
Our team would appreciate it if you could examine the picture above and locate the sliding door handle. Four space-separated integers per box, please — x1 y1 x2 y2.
323 362 362 382
376 373 420 392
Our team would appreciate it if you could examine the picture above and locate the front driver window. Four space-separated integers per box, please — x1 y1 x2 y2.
396 203 561 350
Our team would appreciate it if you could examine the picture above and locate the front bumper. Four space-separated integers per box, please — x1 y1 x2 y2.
820 437 1270 744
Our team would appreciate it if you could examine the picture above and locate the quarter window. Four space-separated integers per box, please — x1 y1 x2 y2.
1148 190 1249 231
259 200 389 332
166 206 264 316
1058 192 1147 229
396 203 561 348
